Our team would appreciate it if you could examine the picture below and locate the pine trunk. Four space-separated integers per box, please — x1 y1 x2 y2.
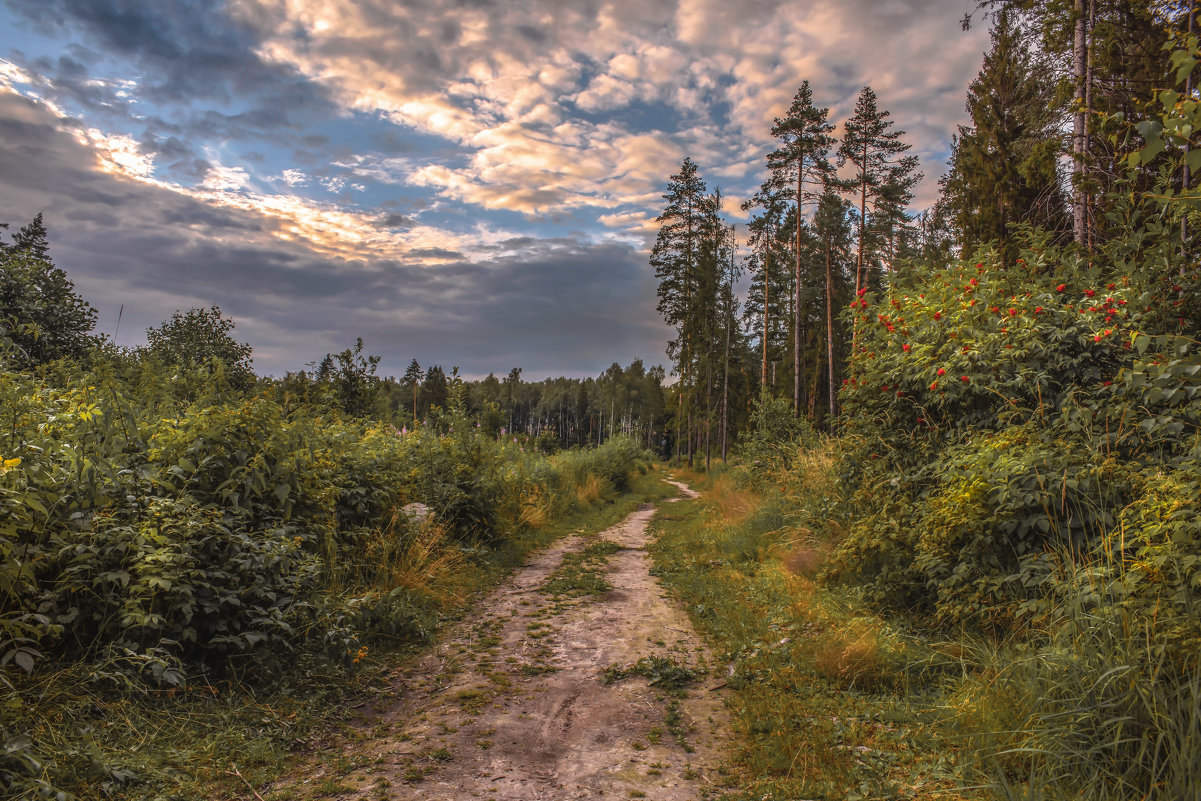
1185 1 1195 255
826 243 837 426
763 227 770 391
852 150 867 353
705 360 712 472
1073 0 1088 246
722 227 732 462
794 159 804 417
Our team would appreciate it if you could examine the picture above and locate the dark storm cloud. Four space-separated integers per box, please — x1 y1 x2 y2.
6 0 327 107
0 90 669 378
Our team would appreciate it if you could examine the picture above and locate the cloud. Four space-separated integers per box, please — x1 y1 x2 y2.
0 0 993 379
8 0 328 107
227 0 984 223
0 88 670 378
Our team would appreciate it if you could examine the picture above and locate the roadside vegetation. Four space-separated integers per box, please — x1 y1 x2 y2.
0 237 659 797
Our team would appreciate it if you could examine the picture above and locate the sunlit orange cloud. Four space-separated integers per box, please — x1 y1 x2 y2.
235 0 982 235
55 122 505 263
0 65 488 266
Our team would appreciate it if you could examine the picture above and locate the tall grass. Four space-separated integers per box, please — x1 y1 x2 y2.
650 443 982 799
953 597 1201 799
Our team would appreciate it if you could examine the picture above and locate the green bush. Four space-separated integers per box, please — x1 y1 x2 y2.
827 239 1200 631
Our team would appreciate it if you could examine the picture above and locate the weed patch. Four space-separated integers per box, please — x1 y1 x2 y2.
602 656 704 693
541 540 624 599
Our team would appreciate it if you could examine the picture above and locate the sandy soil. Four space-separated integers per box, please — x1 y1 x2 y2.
269 478 733 801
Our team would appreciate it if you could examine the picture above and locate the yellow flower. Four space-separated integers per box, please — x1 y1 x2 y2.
0 457 21 474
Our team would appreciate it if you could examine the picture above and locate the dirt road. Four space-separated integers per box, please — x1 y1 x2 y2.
270 478 732 800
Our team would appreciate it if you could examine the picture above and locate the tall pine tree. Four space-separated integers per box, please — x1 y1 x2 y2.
768 82 835 414
837 86 919 300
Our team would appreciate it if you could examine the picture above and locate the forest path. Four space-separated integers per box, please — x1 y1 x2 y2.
268 477 733 801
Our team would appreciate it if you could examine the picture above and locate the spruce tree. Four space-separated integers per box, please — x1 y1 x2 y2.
402 359 423 423
942 9 1068 259
651 157 709 465
812 187 854 427
9 214 50 261
741 181 791 395
1 214 97 364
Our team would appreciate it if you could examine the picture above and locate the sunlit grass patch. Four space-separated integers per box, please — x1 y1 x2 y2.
648 461 983 800
573 471 608 505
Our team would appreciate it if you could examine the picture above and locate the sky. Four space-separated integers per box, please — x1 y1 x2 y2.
0 0 989 380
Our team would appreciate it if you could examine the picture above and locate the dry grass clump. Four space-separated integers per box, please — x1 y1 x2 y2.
769 437 842 511
774 533 834 577
516 487 552 529
811 619 884 688
349 511 468 603
574 472 606 505
707 473 757 525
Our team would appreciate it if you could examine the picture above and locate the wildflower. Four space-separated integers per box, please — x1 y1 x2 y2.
1008 308 1017 316
1107 283 1116 290
858 287 867 297
961 376 970 383
902 343 911 352
930 381 938 390
1034 306 1043 314
937 368 946 376
1084 289 1096 297
1056 284 1066 291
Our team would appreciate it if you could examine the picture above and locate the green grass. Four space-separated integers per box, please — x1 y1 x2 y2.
8 467 676 801
648 473 984 801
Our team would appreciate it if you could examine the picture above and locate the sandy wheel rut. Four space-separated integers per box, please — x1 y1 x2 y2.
274 478 729 800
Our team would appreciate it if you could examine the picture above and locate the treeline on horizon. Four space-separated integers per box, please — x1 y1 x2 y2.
0 211 672 454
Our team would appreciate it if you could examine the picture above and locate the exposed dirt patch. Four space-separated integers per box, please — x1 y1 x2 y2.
269 478 730 800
